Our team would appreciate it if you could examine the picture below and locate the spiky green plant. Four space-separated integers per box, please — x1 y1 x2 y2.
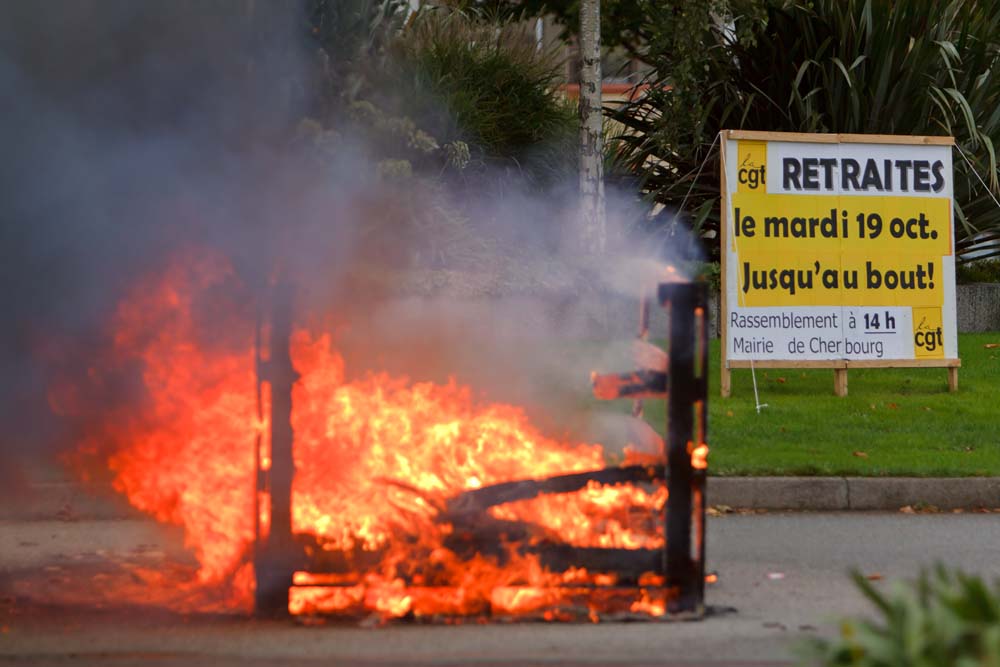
609 0 1000 262
801 567 1000 667
382 8 578 190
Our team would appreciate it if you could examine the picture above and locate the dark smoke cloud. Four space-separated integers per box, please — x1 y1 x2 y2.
0 1 695 500
0 1 322 480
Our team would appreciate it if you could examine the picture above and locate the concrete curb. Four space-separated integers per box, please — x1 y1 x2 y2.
6 477 1000 521
0 477 1000 521
711 476 1000 511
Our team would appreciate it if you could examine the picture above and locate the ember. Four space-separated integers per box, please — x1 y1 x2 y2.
60 248 708 622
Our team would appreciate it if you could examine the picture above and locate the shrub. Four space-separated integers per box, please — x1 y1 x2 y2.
304 4 551 268
802 568 1000 667
381 9 578 191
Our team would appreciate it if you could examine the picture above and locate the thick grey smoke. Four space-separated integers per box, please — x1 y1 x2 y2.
0 1 698 498
0 1 318 486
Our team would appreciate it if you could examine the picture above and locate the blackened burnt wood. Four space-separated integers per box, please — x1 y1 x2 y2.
447 516 555 555
659 282 709 616
530 544 662 578
254 281 301 617
443 531 665 579
444 464 664 516
298 529 662 581
296 534 386 573
592 370 667 400
664 285 694 595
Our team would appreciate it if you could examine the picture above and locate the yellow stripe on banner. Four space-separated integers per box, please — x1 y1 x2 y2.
734 252 943 307
731 193 951 255
731 193 950 308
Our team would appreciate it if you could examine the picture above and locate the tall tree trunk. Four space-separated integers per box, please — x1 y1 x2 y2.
578 0 605 255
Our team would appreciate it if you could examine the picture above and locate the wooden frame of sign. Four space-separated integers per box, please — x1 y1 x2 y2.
719 130 961 397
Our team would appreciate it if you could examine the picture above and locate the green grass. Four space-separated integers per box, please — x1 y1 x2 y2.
635 333 1000 477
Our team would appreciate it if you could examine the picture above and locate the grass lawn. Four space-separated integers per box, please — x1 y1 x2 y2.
636 332 1000 477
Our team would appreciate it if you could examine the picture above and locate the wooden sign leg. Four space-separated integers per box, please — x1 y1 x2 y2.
721 366 731 398
834 368 848 397
948 367 958 392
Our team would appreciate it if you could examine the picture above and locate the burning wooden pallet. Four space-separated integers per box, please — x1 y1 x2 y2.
253 282 709 622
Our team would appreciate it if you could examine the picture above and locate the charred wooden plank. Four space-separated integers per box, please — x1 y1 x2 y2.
660 281 709 617
295 534 387 573
297 516 555 574
530 544 662 578
445 516 555 560
490 585 678 620
297 540 662 581
592 370 667 400
254 281 301 618
445 464 664 516
289 585 679 621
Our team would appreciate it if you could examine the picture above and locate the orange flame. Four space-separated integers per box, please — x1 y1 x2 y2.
61 248 676 619
691 443 709 470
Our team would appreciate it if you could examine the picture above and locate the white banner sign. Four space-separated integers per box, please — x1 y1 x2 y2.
721 132 958 365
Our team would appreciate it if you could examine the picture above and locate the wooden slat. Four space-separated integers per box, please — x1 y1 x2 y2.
836 133 954 146
723 129 954 145
531 545 662 578
724 129 839 143
718 131 731 398
592 370 667 400
726 360 848 369
846 358 961 368
299 537 664 580
726 359 960 369
445 465 664 516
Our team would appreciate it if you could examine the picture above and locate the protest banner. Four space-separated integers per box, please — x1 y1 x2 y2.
719 130 960 397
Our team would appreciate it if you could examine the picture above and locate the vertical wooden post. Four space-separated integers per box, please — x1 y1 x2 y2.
661 283 706 617
254 281 299 617
947 367 958 392
833 368 848 397
718 132 731 397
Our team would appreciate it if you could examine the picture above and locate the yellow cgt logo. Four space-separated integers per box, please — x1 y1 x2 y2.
912 307 945 357
737 141 767 192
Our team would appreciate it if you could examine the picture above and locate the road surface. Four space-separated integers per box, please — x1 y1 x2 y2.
3 512 1000 666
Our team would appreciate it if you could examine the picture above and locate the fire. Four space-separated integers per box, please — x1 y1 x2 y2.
691 443 709 470
290 335 609 552
488 482 667 550
58 248 672 619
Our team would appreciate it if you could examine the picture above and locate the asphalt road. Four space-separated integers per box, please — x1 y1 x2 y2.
3 512 1000 666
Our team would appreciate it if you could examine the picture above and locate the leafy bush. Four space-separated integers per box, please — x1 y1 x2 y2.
802 568 1000 667
610 0 1000 263
381 9 578 190
309 0 409 94
450 0 659 65
305 4 570 268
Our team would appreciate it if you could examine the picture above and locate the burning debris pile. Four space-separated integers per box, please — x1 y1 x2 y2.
48 246 707 623
2 0 713 627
